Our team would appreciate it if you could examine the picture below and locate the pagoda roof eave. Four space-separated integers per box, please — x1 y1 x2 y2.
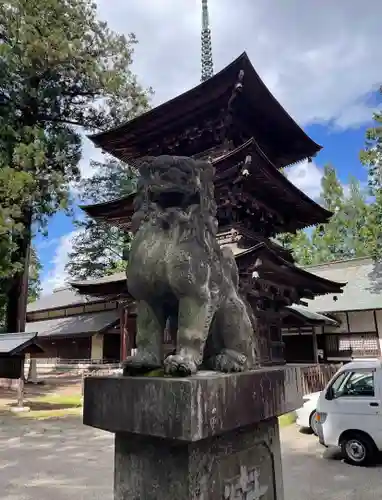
79 193 134 220
80 138 331 232
69 246 259 297
89 52 321 167
214 138 332 226
235 243 346 297
71 243 346 302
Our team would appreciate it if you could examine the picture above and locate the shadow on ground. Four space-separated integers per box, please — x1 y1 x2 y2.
7 400 81 411
0 416 113 500
1 418 382 500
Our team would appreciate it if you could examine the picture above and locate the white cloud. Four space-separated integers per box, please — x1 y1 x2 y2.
96 0 381 128
76 1 382 183
43 1 382 290
285 161 370 201
79 136 105 179
285 161 324 200
40 230 80 294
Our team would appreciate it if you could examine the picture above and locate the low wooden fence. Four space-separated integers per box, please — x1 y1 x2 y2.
293 363 340 395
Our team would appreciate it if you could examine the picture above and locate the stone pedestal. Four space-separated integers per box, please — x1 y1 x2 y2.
83 367 302 500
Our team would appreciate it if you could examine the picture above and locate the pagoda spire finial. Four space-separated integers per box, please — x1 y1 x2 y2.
201 0 213 82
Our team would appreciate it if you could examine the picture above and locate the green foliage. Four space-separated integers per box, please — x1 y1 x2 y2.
360 90 382 260
360 91 382 195
0 0 150 226
0 0 150 321
28 246 42 303
282 164 372 266
311 164 348 262
290 231 316 265
66 158 137 280
0 167 34 279
340 177 372 257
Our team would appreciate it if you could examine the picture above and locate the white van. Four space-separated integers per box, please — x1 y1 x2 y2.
316 359 382 466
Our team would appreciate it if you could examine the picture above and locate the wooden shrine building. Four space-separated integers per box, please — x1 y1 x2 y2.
71 52 345 366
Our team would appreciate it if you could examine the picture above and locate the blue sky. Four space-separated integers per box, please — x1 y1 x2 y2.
34 0 382 294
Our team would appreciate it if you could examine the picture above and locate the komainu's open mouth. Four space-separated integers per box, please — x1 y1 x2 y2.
150 190 200 209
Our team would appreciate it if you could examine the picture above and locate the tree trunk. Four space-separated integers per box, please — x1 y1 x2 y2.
27 358 38 384
6 210 32 333
17 358 25 408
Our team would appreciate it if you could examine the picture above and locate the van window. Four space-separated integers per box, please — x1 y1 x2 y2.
332 370 375 398
330 371 350 397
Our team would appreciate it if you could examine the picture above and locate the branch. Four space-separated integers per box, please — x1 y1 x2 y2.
61 90 100 99
38 115 86 127
103 245 123 259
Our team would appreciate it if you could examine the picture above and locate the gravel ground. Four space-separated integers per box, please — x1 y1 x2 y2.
0 417 381 500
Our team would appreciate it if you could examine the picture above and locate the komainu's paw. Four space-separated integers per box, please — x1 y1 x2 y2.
208 349 248 373
164 354 198 377
122 353 161 376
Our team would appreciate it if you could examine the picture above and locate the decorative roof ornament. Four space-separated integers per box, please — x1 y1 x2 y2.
201 0 214 82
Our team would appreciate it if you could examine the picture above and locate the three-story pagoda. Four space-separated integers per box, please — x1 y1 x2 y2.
71 52 345 365
71 2 345 365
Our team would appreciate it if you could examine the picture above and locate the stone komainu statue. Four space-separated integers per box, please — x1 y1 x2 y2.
124 155 257 376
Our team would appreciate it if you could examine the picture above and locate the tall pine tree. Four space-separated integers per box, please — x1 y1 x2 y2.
281 164 371 266
310 164 347 263
341 177 372 258
0 0 151 330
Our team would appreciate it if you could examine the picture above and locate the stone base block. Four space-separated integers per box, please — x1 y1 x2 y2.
83 367 302 499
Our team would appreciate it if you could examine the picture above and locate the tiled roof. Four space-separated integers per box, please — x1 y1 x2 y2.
0 332 39 355
27 286 103 313
304 257 382 313
29 257 381 317
25 310 119 339
68 272 125 288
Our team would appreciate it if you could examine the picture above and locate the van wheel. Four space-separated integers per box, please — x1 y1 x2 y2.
309 411 318 436
340 433 376 466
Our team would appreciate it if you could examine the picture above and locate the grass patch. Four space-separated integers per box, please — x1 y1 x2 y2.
278 412 296 428
18 407 83 420
31 393 82 408
1 393 83 420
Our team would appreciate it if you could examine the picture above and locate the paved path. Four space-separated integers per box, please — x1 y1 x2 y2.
282 426 382 500
0 417 381 499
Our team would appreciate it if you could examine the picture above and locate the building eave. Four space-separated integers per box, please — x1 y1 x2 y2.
283 305 340 326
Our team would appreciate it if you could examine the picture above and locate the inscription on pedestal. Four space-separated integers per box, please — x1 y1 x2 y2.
223 466 269 500
217 440 276 500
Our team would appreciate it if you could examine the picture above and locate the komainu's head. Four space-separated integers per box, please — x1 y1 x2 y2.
131 156 217 237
